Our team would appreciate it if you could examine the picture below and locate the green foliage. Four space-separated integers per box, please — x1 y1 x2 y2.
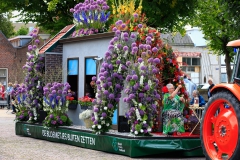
141 0 199 34
191 0 239 81
15 26 28 35
0 0 198 35
0 13 14 38
43 113 72 128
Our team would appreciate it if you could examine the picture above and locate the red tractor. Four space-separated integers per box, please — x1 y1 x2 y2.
201 39 240 160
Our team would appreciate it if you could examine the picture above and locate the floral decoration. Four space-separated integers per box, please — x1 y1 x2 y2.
66 96 78 104
79 109 93 120
78 96 94 107
70 0 110 37
11 84 37 122
22 28 45 122
42 82 72 128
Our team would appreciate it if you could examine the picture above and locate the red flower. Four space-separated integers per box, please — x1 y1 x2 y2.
162 86 168 93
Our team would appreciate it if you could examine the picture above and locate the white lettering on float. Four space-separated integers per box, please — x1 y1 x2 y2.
42 129 95 146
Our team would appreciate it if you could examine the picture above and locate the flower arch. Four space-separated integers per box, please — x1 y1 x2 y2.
91 1 188 135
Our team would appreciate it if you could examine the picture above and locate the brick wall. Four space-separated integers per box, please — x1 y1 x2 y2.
45 53 63 83
0 32 16 84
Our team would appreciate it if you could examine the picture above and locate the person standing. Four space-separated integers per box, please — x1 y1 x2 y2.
0 82 5 109
6 82 13 109
208 78 215 100
162 84 185 135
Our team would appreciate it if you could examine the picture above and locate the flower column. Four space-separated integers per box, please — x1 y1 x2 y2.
23 29 45 122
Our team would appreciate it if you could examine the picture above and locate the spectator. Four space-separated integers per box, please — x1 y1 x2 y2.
183 75 196 99
6 82 13 109
0 82 5 109
190 90 206 107
208 78 215 99
162 84 185 136
11 83 18 114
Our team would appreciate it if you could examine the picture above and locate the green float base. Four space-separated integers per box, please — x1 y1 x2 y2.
15 122 204 158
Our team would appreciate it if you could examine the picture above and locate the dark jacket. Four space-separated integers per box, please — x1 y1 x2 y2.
190 95 206 107
208 84 215 99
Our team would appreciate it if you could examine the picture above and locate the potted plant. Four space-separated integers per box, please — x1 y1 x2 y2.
66 96 78 110
79 109 93 128
78 96 94 109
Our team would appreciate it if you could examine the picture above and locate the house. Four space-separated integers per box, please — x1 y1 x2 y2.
161 32 220 86
39 26 116 125
0 27 47 93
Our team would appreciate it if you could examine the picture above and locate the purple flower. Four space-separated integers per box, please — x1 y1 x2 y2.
28 45 33 51
121 23 126 28
108 103 113 109
153 58 160 64
51 120 57 125
152 47 158 53
152 68 158 74
140 66 146 70
126 61 131 66
123 46 128 51
109 94 115 99
130 33 136 39
94 120 98 125
103 90 109 95
138 24 143 28
50 114 54 119
112 27 117 32
92 76 97 81
94 107 99 112
132 75 138 80
139 93 144 98
138 58 143 63
144 85 150 90
133 13 138 18
102 112 107 118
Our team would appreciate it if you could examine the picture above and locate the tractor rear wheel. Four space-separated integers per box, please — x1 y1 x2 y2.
201 91 240 160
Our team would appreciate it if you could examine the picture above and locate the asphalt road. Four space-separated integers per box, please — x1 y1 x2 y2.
0 109 206 160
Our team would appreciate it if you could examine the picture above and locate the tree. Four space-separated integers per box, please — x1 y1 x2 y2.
192 0 240 82
0 13 15 38
0 0 199 35
15 26 28 35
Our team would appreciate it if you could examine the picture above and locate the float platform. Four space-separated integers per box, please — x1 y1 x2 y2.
15 122 204 158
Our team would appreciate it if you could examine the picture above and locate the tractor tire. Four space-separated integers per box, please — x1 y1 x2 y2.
200 91 240 160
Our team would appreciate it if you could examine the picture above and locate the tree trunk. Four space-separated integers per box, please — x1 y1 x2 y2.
224 50 232 83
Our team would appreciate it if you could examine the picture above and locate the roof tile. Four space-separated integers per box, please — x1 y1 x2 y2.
39 24 75 54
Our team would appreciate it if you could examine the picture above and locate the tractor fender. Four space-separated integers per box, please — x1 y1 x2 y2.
211 83 240 101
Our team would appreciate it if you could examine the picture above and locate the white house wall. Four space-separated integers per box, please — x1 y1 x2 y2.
62 37 112 125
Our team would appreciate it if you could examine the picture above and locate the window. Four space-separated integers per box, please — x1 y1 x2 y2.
67 59 79 99
181 66 195 72
182 57 200 66
221 73 227 83
85 58 97 98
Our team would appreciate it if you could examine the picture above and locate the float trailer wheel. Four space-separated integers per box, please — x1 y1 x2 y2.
201 91 240 160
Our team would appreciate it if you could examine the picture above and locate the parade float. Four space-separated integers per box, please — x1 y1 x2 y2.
15 0 203 158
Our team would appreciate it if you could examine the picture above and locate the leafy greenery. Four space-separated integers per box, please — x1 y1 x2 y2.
0 13 14 38
191 0 239 82
0 0 199 35
15 26 28 35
